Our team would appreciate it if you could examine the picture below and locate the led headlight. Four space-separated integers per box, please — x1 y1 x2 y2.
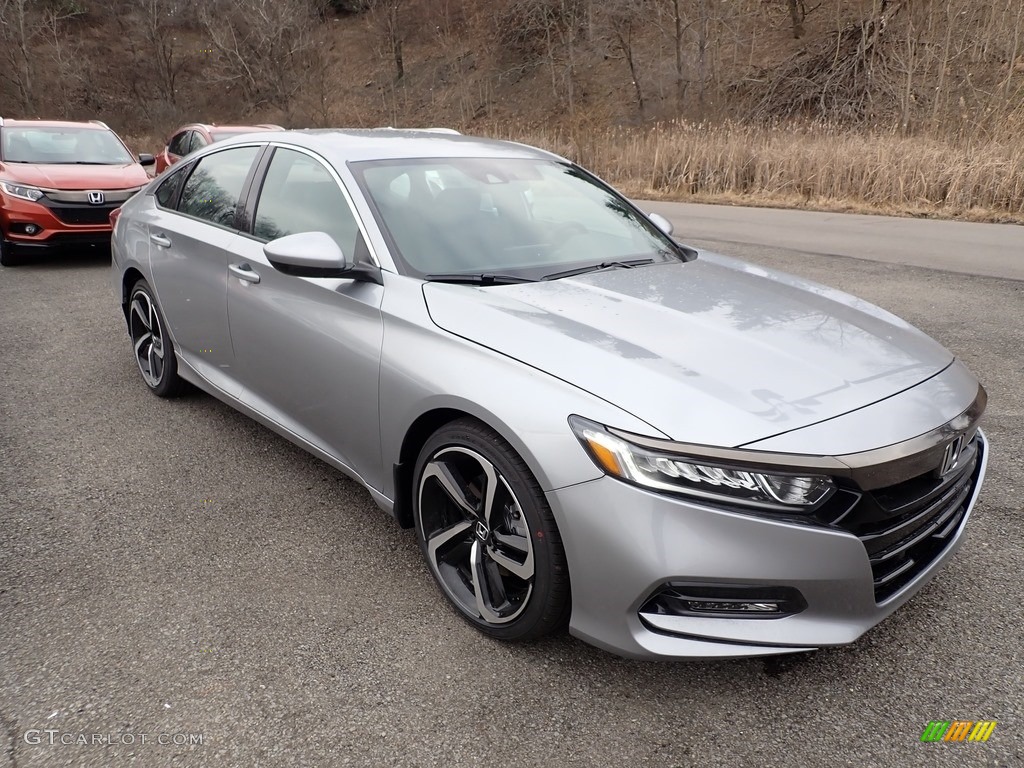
569 416 835 511
0 181 45 202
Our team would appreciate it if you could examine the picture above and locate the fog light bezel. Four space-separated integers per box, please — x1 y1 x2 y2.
10 222 44 236
639 583 808 622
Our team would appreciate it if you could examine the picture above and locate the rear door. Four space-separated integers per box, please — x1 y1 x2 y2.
147 144 262 395
226 145 385 484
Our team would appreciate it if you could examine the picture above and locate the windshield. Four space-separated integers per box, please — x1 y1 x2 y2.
0 126 134 165
351 157 681 280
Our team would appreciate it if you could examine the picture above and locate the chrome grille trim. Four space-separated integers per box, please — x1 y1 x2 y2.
43 188 141 204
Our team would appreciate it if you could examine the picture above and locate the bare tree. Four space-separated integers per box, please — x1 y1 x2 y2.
41 8 88 118
199 0 327 114
599 0 649 115
669 0 689 106
367 0 406 81
0 0 42 113
786 0 804 39
497 0 590 114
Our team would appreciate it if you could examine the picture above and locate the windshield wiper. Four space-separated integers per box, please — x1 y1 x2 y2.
541 258 655 281
425 273 536 285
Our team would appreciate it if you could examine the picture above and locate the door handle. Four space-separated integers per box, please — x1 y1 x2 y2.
150 233 171 248
229 262 261 284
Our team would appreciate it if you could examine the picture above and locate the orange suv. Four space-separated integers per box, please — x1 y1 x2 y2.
0 118 154 266
155 122 284 173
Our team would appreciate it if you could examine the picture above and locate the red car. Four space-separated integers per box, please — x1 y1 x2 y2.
155 123 284 173
0 117 154 266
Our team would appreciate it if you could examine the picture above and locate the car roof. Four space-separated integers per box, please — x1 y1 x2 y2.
215 128 562 163
2 119 109 131
186 123 284 133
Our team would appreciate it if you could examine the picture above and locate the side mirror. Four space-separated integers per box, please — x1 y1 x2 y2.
138 153 156 167
648 212 674 237
264 231 356 278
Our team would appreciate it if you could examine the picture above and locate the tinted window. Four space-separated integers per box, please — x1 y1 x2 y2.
253 148 359 256
167 131 190 156
187 132 208 153
178 146 259 228
154 167 188 208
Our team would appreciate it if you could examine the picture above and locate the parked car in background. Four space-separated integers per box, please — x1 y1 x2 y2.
110 129 988 659
0 117 154 266
155 123 284 173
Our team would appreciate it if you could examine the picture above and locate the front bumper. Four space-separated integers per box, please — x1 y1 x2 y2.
547 431 987 659
1 193 115 252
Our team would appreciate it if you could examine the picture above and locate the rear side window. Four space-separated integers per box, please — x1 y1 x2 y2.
188 132 208 153
178 146 259 228
167 131 190 156
253 148 360 256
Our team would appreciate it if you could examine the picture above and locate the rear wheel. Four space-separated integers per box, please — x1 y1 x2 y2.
128 279 186 397
413 419 570 641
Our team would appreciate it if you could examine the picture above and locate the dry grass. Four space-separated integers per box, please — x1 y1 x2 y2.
486 121 1024 223
125 122 1024 224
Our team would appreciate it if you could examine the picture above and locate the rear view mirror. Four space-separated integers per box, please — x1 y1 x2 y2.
138 153 156 167
648 212 674 237
264 231 354 277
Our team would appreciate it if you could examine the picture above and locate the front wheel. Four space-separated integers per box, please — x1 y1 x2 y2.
128 279 186 397
0 239 24 267
413 419 570 642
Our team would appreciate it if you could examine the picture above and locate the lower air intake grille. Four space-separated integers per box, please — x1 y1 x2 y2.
50 204 118 225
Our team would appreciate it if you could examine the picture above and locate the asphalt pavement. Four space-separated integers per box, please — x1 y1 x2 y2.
1 206 1022 767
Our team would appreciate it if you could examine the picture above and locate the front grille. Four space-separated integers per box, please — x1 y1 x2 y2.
832 435 983 602
48 204 118 225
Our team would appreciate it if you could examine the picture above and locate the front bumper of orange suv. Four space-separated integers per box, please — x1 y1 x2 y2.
0 185 142 254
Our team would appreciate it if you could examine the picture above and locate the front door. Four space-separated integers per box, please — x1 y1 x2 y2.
226 146 385 485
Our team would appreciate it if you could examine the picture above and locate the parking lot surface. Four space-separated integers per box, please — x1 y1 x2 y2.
1 216 1022 767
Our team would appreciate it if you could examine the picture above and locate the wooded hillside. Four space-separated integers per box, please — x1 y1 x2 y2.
3 0 1022 218
3 0 1021 137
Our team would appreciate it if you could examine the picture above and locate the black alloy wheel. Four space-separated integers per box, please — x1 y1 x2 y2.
414 418 570 641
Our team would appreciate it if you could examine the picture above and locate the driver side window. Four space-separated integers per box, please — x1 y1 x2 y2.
252 148 361 258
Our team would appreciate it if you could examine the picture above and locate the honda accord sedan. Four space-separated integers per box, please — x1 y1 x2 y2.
110 129 987 659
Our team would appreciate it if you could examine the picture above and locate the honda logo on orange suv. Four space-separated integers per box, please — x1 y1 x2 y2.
87 191 105 205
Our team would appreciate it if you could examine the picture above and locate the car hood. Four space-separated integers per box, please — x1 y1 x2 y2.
0 162 147 190
423 253 954 447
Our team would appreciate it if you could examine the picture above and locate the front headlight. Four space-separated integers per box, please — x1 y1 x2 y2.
0 181 45 202
569 416 835 511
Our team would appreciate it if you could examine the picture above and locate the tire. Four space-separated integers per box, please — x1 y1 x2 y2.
0 239 25 267
413 418 571 642
127 279 186 398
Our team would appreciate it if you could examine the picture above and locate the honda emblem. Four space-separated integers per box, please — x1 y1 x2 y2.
938 435 965 477
87 191 105 205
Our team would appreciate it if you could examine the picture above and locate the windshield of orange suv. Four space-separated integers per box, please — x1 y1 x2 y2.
351 157 684 281
1 126 134 165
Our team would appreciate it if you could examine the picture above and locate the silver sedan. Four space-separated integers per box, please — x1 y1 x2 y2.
110 129 987 659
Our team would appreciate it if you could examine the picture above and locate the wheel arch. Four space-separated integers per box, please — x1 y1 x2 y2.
392 407 480 529
121 267 146 322
391 402 561 530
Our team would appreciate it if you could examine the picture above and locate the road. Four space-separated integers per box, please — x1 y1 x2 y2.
1 205 1022 767
643 201 1024 281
